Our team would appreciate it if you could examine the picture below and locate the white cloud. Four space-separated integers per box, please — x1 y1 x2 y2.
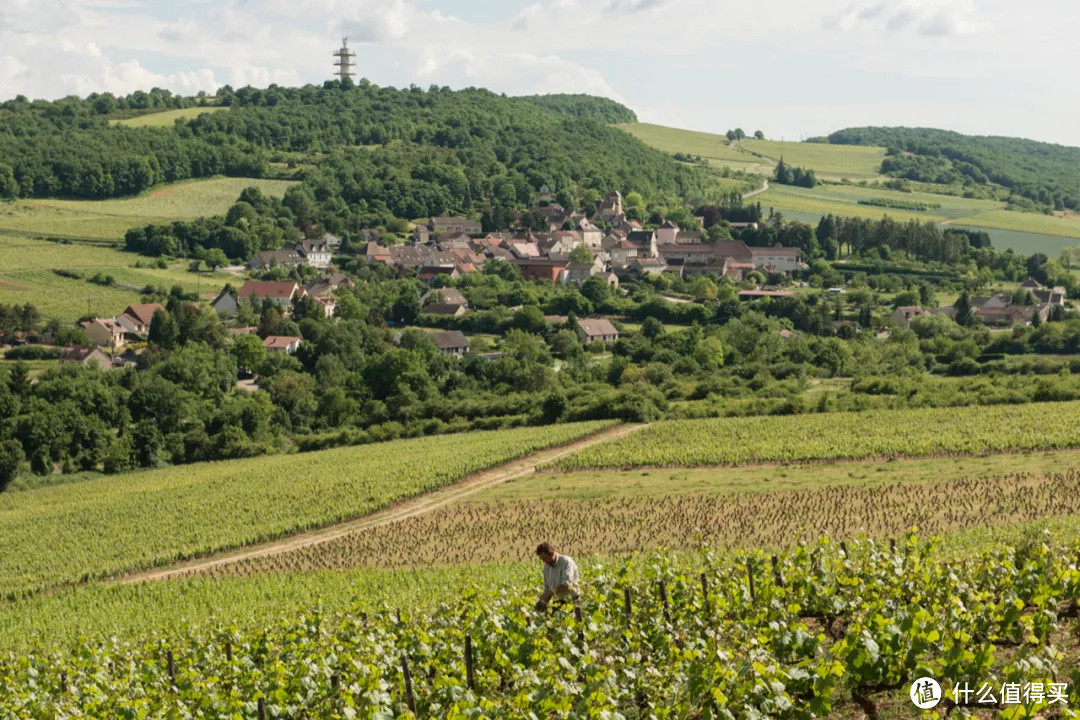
825 0 989 36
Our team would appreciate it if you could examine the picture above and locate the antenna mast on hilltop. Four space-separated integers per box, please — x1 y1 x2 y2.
333 36 356 82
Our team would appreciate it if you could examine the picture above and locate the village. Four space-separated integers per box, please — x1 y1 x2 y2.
43 186 1069 370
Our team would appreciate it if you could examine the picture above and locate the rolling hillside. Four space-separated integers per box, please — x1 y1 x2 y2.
620 121 1080 254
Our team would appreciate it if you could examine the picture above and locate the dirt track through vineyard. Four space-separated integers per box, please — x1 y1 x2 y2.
118 423 646 585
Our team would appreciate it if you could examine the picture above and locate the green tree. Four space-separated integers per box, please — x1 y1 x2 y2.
0 439 22 491
232 333 267 373
149 309 179 348
641 317 664 340
694 335 725 368
568 244 594 264
754 130 765 140
625 192 646 211
954 290 975 326
204 248 229 270
0 163 18 200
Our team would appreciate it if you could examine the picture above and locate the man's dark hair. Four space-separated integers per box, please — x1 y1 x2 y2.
536 542 554 556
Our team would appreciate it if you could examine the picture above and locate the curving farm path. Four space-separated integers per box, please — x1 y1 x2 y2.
117 423 647 584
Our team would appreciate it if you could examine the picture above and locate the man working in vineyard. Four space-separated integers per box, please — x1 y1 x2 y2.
534 542 579 611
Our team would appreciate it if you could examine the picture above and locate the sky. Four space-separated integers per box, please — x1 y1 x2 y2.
1 0 1078 145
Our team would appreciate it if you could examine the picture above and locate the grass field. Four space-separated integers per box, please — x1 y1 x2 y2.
112 106 229 128
616 123 885 179
0 235 233 321
739 138 886 179
0 177 297 241
0 422 611 597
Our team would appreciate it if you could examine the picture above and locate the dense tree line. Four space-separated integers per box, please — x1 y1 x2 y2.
825 127 1080 211
514 94 637 124
773 158 816 188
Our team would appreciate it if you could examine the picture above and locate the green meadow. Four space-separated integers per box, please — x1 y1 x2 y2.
0 177 297 241
0 236 232 321
616 123 886 179
111 106 229 128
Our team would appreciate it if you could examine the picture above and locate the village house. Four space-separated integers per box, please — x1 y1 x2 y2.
248 249 303 270
209 280 303 316
297 240 333 268
576 318 619 344
562 258 606 284
420 288 468 307
418 265 461 283
535 184 554 205
578 219 602 250
80 318 126 350
59 345 113 369
115 303 165 336
433 330 470 356
514 257 569 284
239 280 302 306
303 274 354 298
892 306 934 329
749 246 803 272
263 335 302 354
430 216 482 235
422 302 468 317
630 256 669 276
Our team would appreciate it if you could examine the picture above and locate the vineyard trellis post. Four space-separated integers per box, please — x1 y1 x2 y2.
225 641 232 662
167 649 175 686
624 587 632 623
401 654 416 713
465 634 475 690
257 697 266 720
700 572 708 610
746 559 756 602
574 605 585 643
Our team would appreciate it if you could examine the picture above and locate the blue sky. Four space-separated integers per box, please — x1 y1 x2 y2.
1 0 1078 145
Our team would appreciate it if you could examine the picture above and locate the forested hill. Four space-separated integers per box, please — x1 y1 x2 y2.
0 84 705 214
823 127 1080 211
515 94 637 123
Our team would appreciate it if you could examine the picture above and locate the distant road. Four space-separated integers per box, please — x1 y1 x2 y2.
743 179 769 199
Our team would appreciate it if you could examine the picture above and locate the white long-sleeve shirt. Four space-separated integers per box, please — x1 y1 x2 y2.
542 554 580 594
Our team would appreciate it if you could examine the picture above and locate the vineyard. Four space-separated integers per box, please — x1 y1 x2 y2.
0 421 612 597
207 466 1080 578
552 401 1080 470
2 535 1079 717
858 197 942 211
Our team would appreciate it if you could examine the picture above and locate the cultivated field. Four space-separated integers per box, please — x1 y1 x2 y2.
112 106 229 127
0 177 297 241
0 422 612 597
3 536 1078 717
215 447 1080 575
553 401 1080 469
0 235 232 321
